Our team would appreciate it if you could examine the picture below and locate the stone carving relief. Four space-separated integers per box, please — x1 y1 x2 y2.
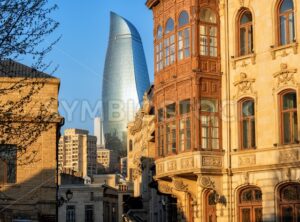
198 176 215 189
234 73 256 98
279 150 298 163
273 63 297 88
172 178 188 192
130 111 144 136
181 157 194 169
239 0 252 7
167 160 177 171
202 156 222 167
158 183 173 194
156 163 164 174
238 155 256 167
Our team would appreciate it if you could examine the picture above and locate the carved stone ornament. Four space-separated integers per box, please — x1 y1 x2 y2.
238 155 256 167
173 178 188 192
198 176 215 189
156 163 164 174
130 110 144 136
273 63 297 88
181 157 194 169
202 156 222 167
279 150 298 163
234 72 255 97
167 160 177 171
158 183 173 194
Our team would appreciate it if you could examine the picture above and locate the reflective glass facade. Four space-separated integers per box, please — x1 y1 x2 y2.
102 12 150 152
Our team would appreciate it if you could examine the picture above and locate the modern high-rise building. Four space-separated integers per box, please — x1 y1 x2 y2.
94 117 105 147
102 12 150 153
58 129 97 177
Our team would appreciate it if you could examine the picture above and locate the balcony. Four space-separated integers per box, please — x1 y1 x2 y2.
155 150 224 179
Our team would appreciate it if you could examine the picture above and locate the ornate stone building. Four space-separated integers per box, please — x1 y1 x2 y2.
146 0 300 221
127 86 176 221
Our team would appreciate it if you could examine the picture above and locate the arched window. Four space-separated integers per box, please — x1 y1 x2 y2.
238 9 253 56
199 8 218 57
165 18 174 34
280 90 298 144
155 26 163 72
178 11 190 61
164 18 175 67
278 183 300 221
277 0 295 45
239 99 255 149
179 11 189 27
129 140 133 152
238 187 262 222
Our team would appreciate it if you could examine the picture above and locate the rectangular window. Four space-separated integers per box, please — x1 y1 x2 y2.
179 99 191 152
156 42 163 71
0 145 17 184
66 205 76 222
158 108 164 122
200 99 219 150
178 28 190 60
166 103 176 119
200 25 208 56
158 125 164 156
85 205 94 222
164 35 175 66
166 122 176 154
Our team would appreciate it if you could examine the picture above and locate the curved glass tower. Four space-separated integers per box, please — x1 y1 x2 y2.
102 12 150 153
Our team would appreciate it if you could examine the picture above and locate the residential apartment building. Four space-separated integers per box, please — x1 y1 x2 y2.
146 0 300 221
97 148 118 173
0 60 63 221
58 129 97 177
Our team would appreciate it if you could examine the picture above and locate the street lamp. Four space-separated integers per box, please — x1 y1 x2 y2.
58 189 73 207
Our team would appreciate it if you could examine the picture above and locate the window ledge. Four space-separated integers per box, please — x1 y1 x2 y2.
231 53 256 69
270 42 298 60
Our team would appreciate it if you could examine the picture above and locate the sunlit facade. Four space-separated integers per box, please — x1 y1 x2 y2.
102 12 150 153
146 0 300 221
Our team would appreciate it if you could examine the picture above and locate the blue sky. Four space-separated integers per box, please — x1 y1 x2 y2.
47 0 154 133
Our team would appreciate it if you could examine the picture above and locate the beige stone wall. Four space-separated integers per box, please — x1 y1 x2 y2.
0 77 61 220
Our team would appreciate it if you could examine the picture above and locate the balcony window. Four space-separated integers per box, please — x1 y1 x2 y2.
179 99 191 152
178 11 190 60
199 8 218 57
200 99 219 150
164 18 175 66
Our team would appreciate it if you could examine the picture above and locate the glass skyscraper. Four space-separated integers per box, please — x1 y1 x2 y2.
102 12 150 153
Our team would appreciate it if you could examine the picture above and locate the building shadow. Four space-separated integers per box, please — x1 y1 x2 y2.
0 168 57 222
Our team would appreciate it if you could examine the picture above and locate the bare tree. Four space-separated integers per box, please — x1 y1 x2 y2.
0 0 60 166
